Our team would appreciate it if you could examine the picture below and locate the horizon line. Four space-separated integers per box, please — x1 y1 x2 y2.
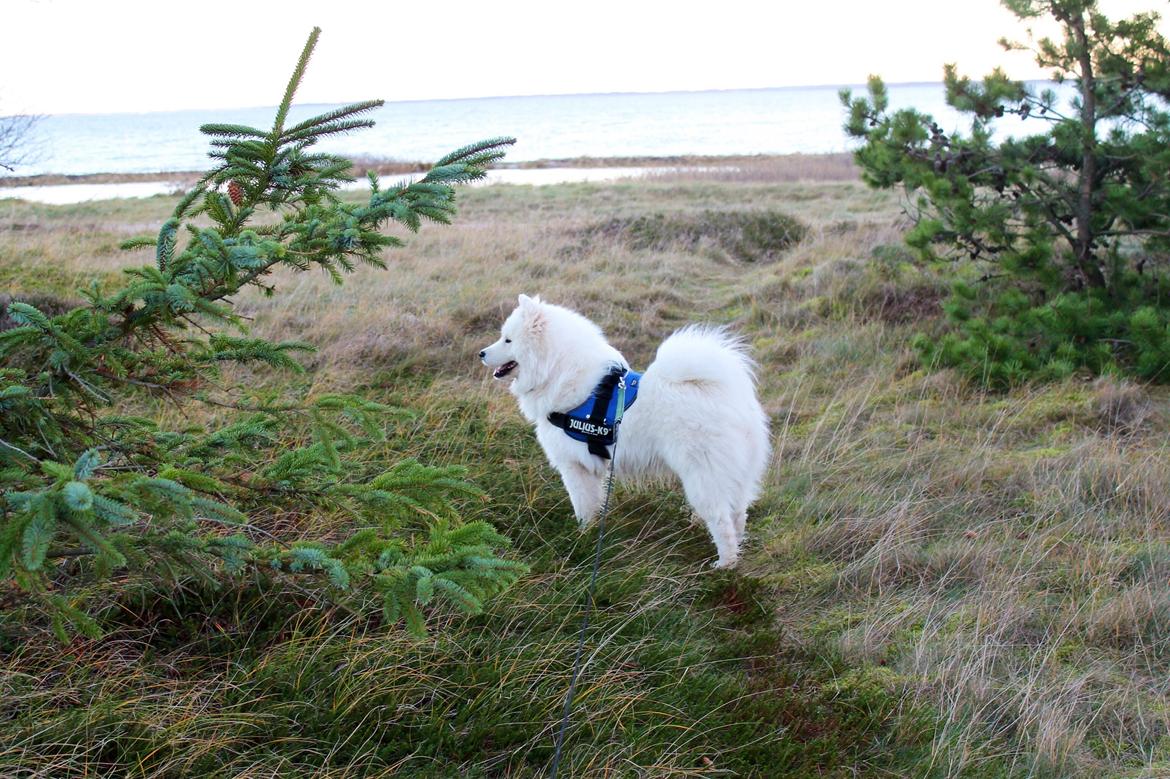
32 79 1062 119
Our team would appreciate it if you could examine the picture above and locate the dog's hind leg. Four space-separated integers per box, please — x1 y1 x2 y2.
702 507 741 569
733 508 748 541
711 515 740 568
676 471 741 568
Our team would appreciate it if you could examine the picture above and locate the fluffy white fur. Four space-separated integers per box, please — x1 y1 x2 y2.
480 295 771 568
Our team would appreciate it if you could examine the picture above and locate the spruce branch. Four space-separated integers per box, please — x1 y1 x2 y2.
0 27 522 640
272 26 321 138
282 100 385 138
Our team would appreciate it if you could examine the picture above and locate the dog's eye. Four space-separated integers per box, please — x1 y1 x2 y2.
504 338 511 343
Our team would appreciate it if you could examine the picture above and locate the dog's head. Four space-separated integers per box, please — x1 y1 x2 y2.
479 294 548 384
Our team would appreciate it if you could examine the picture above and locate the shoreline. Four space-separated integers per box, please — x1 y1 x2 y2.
0 152 857 187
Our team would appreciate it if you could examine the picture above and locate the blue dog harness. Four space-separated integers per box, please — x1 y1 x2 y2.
547 365 641 459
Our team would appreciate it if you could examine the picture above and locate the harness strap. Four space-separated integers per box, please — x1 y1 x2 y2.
584 368 621 457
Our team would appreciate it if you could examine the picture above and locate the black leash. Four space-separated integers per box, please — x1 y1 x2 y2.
548 376 627 778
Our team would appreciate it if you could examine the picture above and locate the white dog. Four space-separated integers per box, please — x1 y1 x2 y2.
480 295 770 568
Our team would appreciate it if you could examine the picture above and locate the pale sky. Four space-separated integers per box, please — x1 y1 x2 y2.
3 0 1167 115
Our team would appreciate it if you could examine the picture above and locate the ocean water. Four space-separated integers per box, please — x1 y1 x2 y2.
16 83 1053 177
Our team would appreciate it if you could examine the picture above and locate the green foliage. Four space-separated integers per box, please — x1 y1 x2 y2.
841 0 1170 385
0 28 522 638
915 279 1170 388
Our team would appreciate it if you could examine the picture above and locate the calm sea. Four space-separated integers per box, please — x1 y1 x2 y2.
18 83 1051 177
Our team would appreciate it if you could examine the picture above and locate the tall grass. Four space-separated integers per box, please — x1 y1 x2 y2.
2 170 1168 776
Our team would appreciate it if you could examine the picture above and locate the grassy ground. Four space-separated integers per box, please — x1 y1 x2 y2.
1 161 1168 777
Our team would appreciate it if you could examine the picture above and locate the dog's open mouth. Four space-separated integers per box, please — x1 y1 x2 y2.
493 360 518 379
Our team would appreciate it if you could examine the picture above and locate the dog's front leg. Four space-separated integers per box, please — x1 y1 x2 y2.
558 462 605 528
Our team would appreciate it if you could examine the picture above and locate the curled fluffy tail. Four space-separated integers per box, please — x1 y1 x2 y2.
644 325 758 391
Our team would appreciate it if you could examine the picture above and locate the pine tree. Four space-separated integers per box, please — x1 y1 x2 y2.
0 28 524 639
841 1 1170 386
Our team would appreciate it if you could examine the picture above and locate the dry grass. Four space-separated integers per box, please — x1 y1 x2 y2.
642 153 859 183
3 168 1169 776
762 367 1170 775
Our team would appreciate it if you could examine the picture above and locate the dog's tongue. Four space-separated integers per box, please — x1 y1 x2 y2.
493 360 518 379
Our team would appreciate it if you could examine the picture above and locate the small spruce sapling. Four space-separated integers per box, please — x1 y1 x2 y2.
0 28 524 639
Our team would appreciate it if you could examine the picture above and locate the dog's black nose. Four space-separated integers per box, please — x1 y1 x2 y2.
479 350 486 359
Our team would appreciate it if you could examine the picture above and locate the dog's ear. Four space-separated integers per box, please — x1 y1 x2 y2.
529 309 547 335
518 294 546 334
